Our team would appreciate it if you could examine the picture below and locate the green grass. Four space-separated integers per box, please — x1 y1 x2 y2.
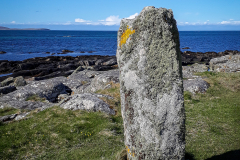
25 94 46 102
0 106 125 160
0 107 30 117
1 72 240 160
185 72 240 160
0 107 19 117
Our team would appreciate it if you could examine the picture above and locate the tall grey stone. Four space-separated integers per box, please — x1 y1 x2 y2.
116 6 185 160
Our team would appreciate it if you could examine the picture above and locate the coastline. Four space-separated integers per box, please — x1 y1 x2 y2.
1 49 240 82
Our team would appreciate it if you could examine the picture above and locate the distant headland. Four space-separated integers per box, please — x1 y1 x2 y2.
0 26 50 30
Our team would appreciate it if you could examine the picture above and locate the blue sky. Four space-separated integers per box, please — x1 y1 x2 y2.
1 0 240 31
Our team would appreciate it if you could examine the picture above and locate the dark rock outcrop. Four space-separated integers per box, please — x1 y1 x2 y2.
0 55 117 82
181 50 240 66
0 86 17 95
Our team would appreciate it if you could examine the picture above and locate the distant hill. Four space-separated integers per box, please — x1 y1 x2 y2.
0 26 50 30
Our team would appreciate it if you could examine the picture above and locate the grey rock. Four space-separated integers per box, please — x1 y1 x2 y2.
2 78 67 102
14 112 30 121
71 66 84 75
0 114 17 123
57 94 69 102
1 77 14 87
183 78 210 94
0 96 53 110
59 93 115 115
84 70 119 93
102 58 117 66
13 76 27 86
182 63 209 73
90 93 114 100
210 54 240 72
116 6 185 159
0 86 16 95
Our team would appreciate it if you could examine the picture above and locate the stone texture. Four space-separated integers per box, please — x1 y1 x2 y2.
14 112 30 121
59 93 115 115
84 69 119 93
209 54 240 72
116 6 185 160
183 78 210 94
13 76 27 86
1 78 67 102
0 96 53 110
0 114 17 123
1 77 14 87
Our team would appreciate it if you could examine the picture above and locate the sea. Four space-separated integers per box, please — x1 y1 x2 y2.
0 30 240 61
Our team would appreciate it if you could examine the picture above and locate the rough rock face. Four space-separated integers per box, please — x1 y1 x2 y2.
2 78 67 102
183 78 210 94
84 70 119 93
116 6 185 160
209 54 240 72
59 93 115 115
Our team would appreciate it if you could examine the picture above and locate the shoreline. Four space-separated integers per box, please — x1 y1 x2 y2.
0 49 240 82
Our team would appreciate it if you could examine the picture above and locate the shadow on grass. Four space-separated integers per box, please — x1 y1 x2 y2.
186 152 196 160
205 150 240 160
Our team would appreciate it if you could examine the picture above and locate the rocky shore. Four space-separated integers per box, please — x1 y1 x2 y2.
1 50 240 123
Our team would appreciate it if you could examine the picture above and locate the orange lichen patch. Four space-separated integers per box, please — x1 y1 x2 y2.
119 26 135 47
126 145 135 157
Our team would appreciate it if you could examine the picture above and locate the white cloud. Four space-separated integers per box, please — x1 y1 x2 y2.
63 21 71 25
75 18 89 23
11 21 16 24
99 15 121 26
220 20 240 25
230 19 234 21
105 15 121 25
220 21 230 24
126 13 138 19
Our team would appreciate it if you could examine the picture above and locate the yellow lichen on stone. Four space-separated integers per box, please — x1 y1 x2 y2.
119 26 135 47
126 145 135 157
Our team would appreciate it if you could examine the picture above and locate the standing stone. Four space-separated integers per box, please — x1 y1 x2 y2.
116 6 185 160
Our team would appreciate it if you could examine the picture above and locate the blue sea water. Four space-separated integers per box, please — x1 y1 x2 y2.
0 30 240 61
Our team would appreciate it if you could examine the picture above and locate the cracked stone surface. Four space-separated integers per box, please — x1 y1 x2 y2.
116 6 185 160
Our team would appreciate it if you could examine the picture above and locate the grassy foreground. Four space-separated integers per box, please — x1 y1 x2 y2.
0 72 240 160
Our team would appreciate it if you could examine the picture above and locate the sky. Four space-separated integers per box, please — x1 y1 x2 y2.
1 0 240 31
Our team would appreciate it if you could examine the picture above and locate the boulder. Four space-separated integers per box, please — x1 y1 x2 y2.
209 55 240 72
0 114 17 123
182 63 209 73
0 98 52 110
59 93 115 115
84 69 119 93
183 78 210 94
14 112 30 121
116 6 185 159
13 76 27 86
102 58 117 66
1 77 14 87
2 78 67 102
